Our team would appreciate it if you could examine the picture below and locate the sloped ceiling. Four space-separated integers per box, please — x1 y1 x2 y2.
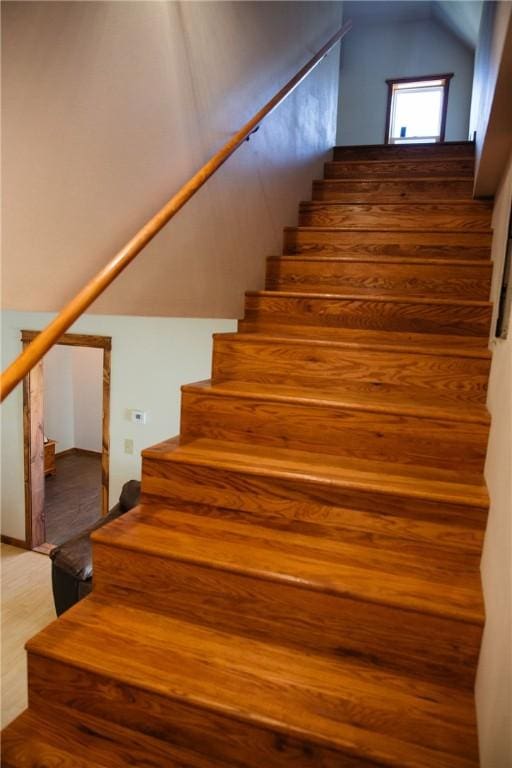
432 1 483 48
344 1 483 49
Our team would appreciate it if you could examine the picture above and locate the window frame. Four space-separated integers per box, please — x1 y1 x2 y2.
384 73 454 145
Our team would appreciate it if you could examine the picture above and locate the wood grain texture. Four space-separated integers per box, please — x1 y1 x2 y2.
298 202 493 230
243 291 492 339
92 507 482 688
312 178 474 202
212 333 491 403
283 228 492 259
4 141 491 767
324 158 475 178
332 142 475 161
24 598 480 767
1 704 234 768
266 256 492 300
141 438 488 553
27 361 45 548
180 382 489 472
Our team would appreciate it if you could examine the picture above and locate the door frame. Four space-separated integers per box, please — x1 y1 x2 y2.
21 331 111 550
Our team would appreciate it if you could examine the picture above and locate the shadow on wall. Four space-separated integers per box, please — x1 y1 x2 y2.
2 0 343 320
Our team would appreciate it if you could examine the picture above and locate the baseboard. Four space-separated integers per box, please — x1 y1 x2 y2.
55 447 76 458
74 448 102 458
1 534 29 550
56 447 102 458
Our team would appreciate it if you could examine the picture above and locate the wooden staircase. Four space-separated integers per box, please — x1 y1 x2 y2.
2 141 493 767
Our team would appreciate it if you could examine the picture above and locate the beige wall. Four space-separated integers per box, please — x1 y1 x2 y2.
476 151 512 767
1 0 342 319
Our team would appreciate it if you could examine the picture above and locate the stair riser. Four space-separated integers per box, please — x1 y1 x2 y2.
313 179 474 202
283 229 492 260
93 543 481 690
212 338 490 404
332 144 475 161
325 159 474 178
180 391 488 473
26 655 382 768
2 703 225 768
141 458 486 553
243 294 492 339
265 259 492 300
298 203 492 230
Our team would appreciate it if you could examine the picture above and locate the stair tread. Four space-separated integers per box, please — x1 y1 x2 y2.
93 504 483 623
327 157 474 165
301 200 492 208
214 331 492 359
143 437 488 508
246 288 492 308
269 254 492 267
26 597 479 768
332 141 475 151
315 176 475 183
182 379 490 424
284 225 492 234
237 324 490 349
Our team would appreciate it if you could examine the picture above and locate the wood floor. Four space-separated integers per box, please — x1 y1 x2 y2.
45 453 102 546
1 141 492 767
0 545 55 730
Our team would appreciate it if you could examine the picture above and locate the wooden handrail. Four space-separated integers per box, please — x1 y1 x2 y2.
1 20 351 402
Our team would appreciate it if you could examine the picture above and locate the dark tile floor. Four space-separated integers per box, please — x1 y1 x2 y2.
44 452 102 546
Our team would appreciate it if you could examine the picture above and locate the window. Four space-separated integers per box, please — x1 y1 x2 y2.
384 74 453 144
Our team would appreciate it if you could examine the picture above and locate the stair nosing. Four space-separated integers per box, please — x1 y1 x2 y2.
213 332 492 359
283 226 492 235
25 598 480 768
143 439 489 509
92 510 484 625
300 200 492 209
267 255 492 267
325 157 475 165
246 289 492 308
313 177 475 184
181 380 490 425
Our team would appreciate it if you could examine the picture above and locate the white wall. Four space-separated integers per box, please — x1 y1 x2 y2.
476 151 512 768
1 0 342 319
42 345 104 454
469 1 512 196
43 345 75 452
337 17 474 144
0 312 236 540
72 347 103 453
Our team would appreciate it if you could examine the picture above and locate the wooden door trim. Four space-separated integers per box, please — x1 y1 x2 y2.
22 331 112 550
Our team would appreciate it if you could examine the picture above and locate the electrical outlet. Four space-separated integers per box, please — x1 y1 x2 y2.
124 438 134 455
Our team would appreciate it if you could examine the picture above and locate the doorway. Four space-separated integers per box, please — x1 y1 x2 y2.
22 331 111 552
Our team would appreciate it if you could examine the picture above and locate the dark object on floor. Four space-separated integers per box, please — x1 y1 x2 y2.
50 480 140 616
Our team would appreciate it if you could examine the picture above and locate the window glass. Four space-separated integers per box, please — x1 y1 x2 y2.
390 87 443 141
